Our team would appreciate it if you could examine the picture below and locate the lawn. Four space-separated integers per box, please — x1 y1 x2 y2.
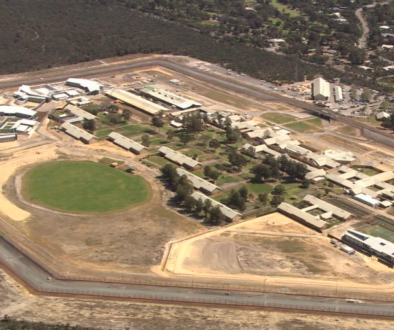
246 183 273 195
261 112 296 124
147 156 173 168
217 175 242 185
95 128 116 138
285 121 323 133
352 166 382 176
120 124 152 136
22 161 150 213
305 117 323 127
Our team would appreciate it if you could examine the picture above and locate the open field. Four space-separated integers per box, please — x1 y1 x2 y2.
261 112 296 124
285 121 323 133
22 161 151 213
166 213 394 284
361 225 394 243
319 134 372 154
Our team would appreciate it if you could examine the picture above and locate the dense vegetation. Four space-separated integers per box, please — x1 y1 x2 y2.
0 0 384 88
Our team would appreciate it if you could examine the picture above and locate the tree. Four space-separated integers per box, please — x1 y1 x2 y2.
361 88 372 102
381 99 389 110
302 179 310 188
350 86 358 100
166 129 175 140
208 205 224 225
179 134 193 145
274 184 285 195
226 127 241 143
201 135 211 147
195 198 204 213
184 196 196 212
271 195 284 206
209 139 221 149
239 186 248 201
107 104 119 113
251 164 271 182
141 134 151 147
108 113 121 124
176 185 190 203
204 166 212 177
151 116 164 130
83 119 96 131
258 193 269 205
228 189 246 211
122 109 131 121
349 48 365 65
203 199 212 216
228 151 248 171
182 113 204 136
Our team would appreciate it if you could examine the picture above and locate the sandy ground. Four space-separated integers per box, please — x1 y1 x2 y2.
1 268 394 330
165 213 394 285
0 145 58 221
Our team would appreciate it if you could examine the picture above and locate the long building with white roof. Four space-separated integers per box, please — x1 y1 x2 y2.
66 78 101 95
343 230 394 264
303 194 352 220
61 122 96 144
106 89 167 116
159 146 202 170
0 106 37 119
108 132 147 154
176 168 221 195
191 191 242 222
141 87 201 110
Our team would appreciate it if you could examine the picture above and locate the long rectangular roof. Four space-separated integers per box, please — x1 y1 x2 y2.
106 89 166 115
67 78 101 93
176 168 220 193
108 132 146 153
66 105 96 120
142 87 201 109
278 202 327 229
303 194 351 219
191 191 241 220
0 106 37 117
61 122 95 141
159 146 202 169
345 230 394 258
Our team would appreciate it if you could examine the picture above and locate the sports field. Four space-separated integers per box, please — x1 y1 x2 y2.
23 161 150 213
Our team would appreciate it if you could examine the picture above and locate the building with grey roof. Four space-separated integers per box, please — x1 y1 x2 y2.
141 87 201 110
343 230 394 265
108 132 147 154
65 105 97 121
158 146 202 170
278 202 328 231
0 134 17 143
241 143 282 158
176 168 221 195
303 194 352 220
61 122 96 144
106 89 167 116
191 191 241 222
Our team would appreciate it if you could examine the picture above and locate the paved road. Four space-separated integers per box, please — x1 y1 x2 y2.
1 233 394 316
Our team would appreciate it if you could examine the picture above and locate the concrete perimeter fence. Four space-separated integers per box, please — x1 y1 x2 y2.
2 230 394 310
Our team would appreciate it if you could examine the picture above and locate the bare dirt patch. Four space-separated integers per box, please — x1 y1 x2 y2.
319 134 372 154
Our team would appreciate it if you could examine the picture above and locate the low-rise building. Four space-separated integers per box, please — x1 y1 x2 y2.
176 168 221 195
61 122 96 144
278 202 328 232
0 134 17 143
108 132 147 155
343 230 394 265
106 89 167 116
65 105 97 121
312 77 330 101
303 194 352 220
376 111 390 121
0 106 37 119
191 191 242 222
158 146 202 170
140 87 201 110
66 78 101 95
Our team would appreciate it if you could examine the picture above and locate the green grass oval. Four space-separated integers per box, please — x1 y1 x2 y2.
23 161 151 213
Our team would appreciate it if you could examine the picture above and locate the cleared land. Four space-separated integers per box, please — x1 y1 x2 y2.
285 121 323 133
261 112 296 124
23 161 151 213
166 213 394 284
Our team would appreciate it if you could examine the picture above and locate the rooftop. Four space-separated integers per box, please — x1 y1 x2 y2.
108 132 146 153
176 168 220 193
159 146 202 169
61 122 96 142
